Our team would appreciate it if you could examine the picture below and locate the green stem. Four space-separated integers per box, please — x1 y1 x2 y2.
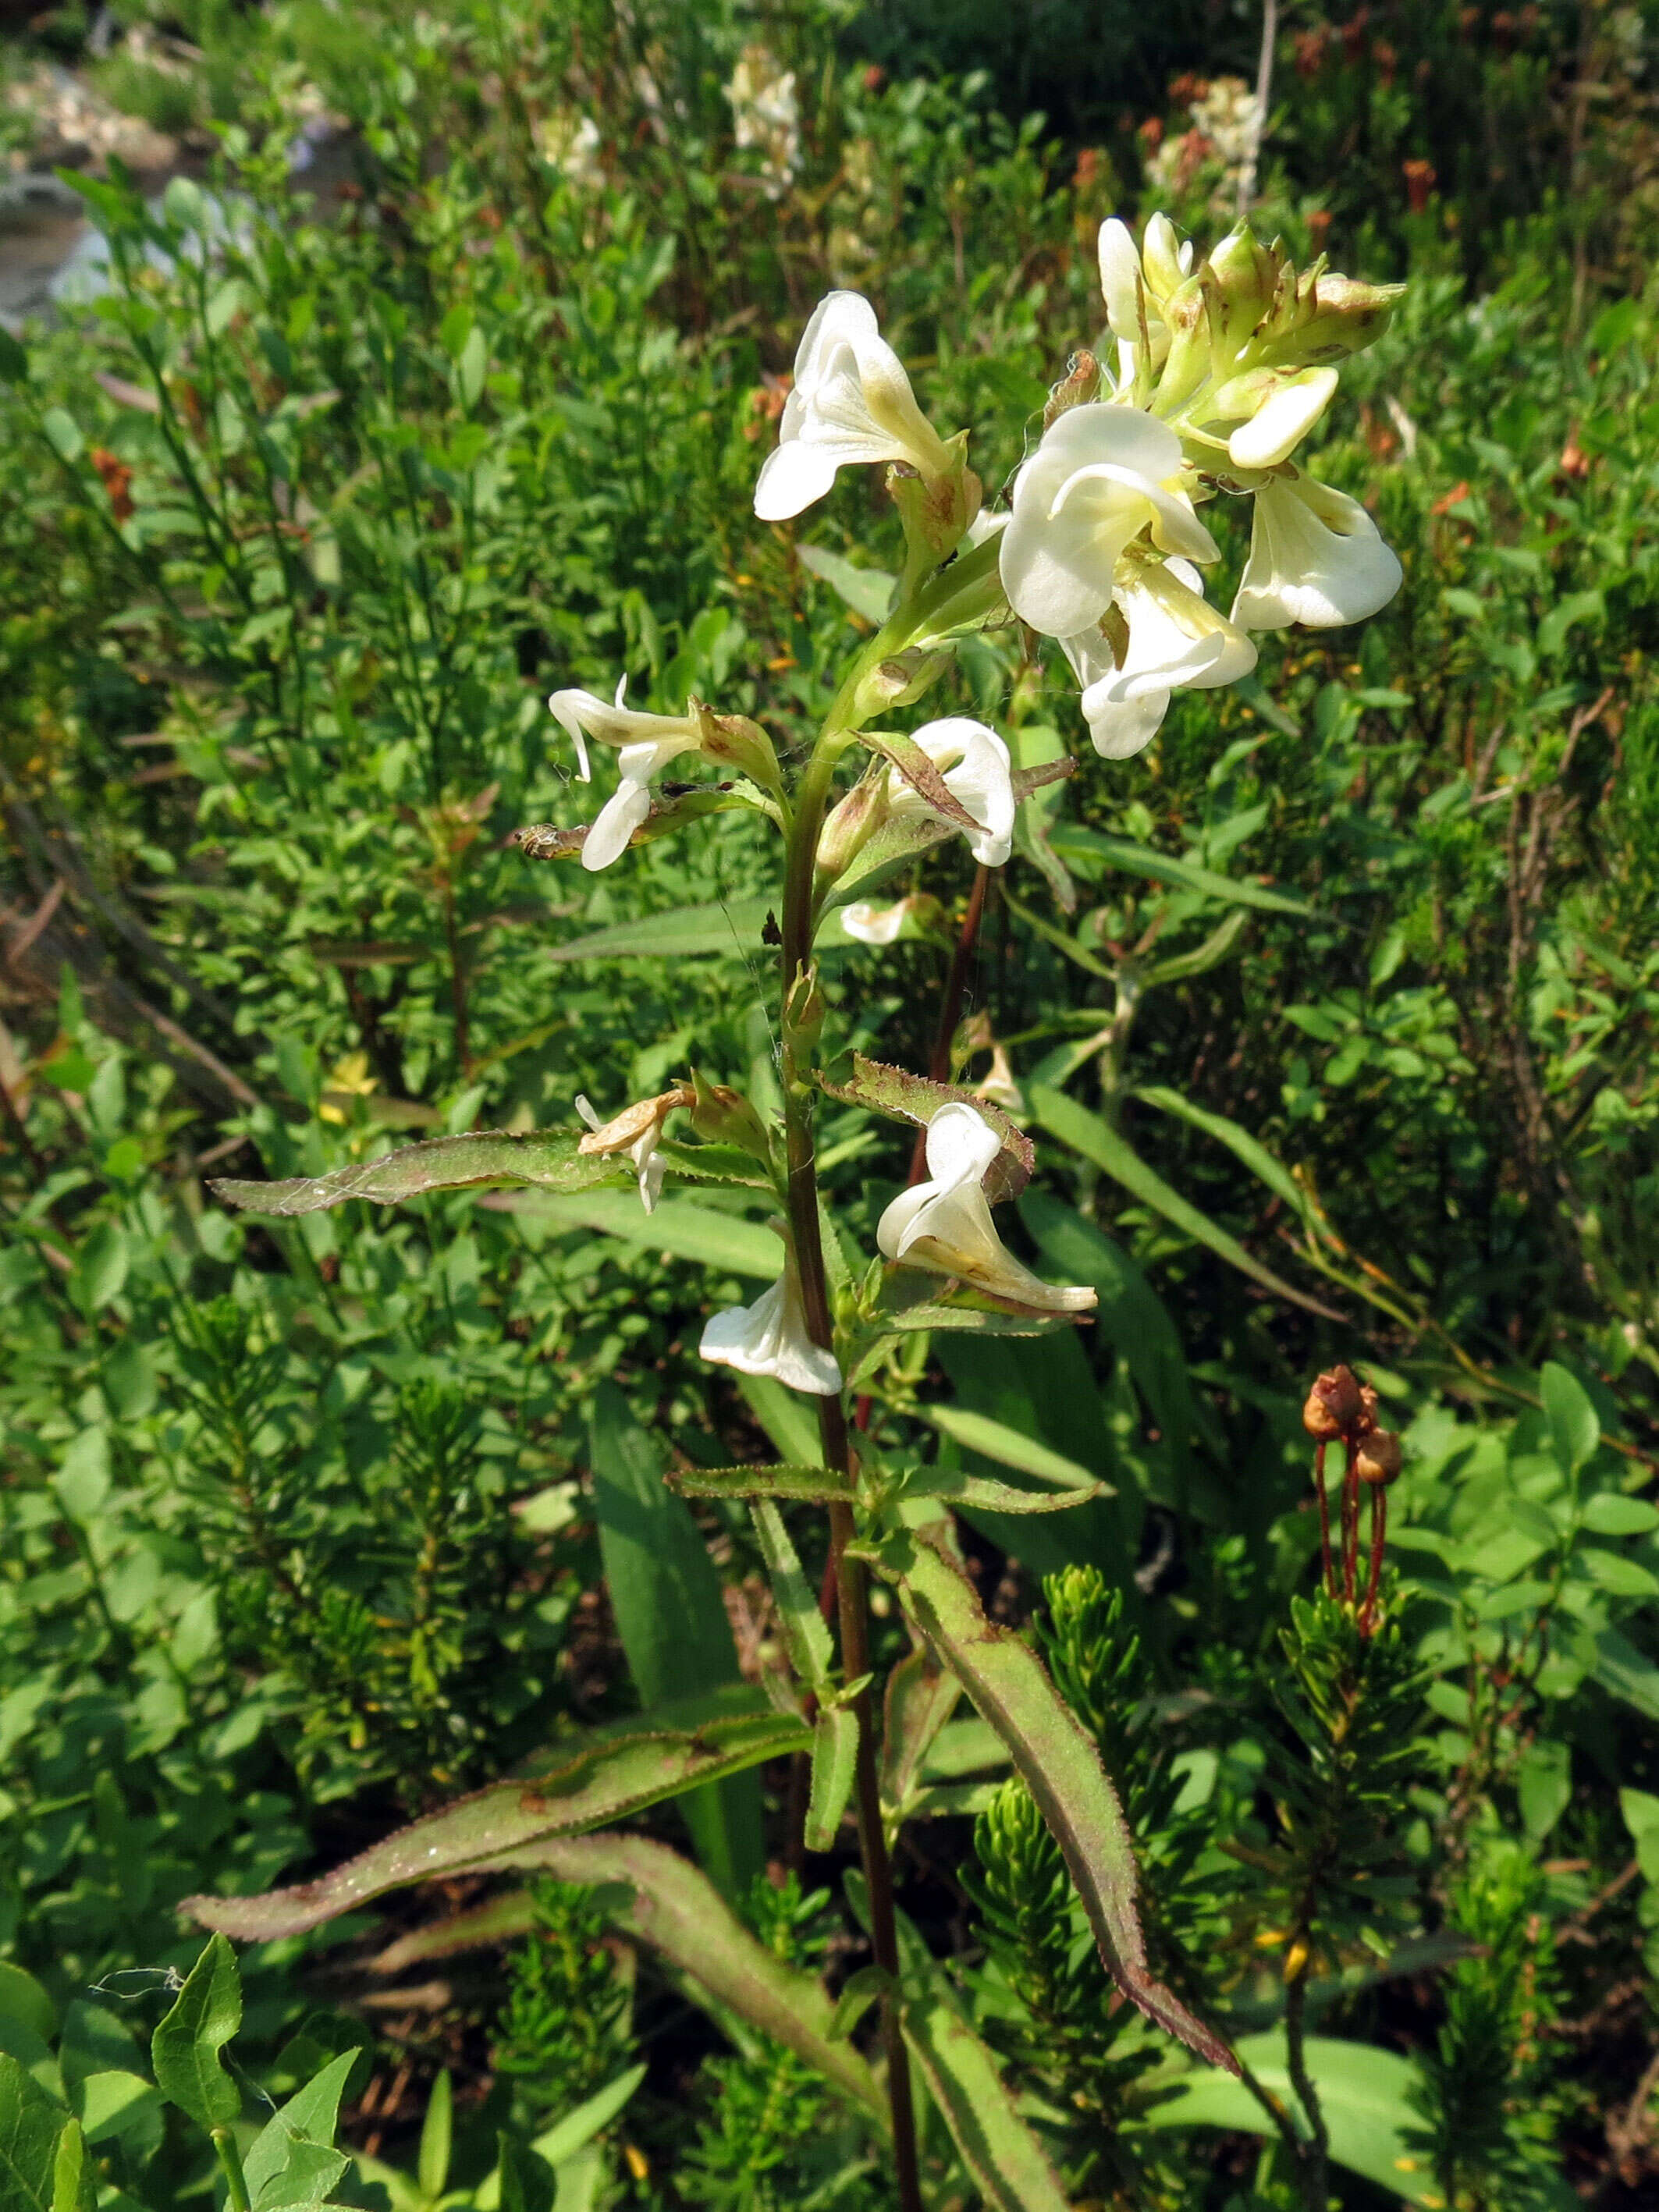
779 724 923 2212
211 2127 251 2212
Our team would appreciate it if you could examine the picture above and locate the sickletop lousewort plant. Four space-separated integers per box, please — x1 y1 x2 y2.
197 214 1404 2207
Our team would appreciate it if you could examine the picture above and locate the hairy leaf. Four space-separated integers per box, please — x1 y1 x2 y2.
211 1130 625 1217
879 1648 961 1829
182 1695 806 1940
903 1466 1104 1514
876 1522 1234 2069
667 1463 853 1503
499 1835 886 2132
750 1500 833 1688
805 1706 859 1852
818 1053 1033 1202
898 1980 1071 2212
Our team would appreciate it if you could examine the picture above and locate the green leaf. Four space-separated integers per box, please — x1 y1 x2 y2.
818 1053 1033 1202
75 2072 164 2157
669 1464 852 1503
1541 1362 1598 1478
506 1190 780 1278
1139 2033 1437 2204
879 1649 961 1827
903 1466 1104 1514
0 1970 55 2047
510 1834 884 2132
1516 1739 1571 1842
898 1979 1071 2212
43 409 83 465
1593 1628 1659 1721
69 1222 127 1315
1536 588 1604 658
914 1405 1103 1492
0 2053 66 2212
588 1383 764 1898
182 1692 805 1940
417 2069 451 2203
796 544 894 624
0 329 27 385
547 898 773 963
1131 1085 1311 1220
805 1707 859 1852
211 1130 627 1216
1029 1085 1339 1320
874 1521 1232 2068
243 2053 357 2201
528 2065 645 2168
750 1500 833 1688
496 2133 554 2212
1581 1493 1659 1536
151 1936 241 2129
1048 826 1315 913
49 2120 91 2212
826 1966 888 2043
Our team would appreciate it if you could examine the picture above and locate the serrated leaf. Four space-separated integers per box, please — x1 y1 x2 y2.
667 1464 852 1502
182 1692 806 1940
212 1130 627 1216
904 1466 1104 1514
151 1937 240 2129
749 1500 833 1688
502 1834 885 2132
898 1979 1071 2212
876 1521 1233 2070
1030 1085 1339 1320
879 1649 961 1827
818 1053 1032 1202
805 1707 859 1852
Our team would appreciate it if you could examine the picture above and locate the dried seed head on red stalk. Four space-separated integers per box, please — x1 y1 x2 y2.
1356 1430 1403 1486
1302 1362 1365 1440
1356 1383 1380 1435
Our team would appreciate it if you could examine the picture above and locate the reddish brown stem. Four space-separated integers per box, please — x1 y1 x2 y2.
1314 1441 1334 1597
1361 1486 1387 1635
1341 1443 1361 1607
907 863 991 1181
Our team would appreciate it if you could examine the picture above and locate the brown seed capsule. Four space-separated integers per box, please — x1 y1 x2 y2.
1302 1363 1364 1439
1356 1383 1380 1435
1356 1430 1403 1486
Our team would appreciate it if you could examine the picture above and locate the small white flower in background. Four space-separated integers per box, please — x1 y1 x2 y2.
726 44 801 199
755 292 954 523
999 403 1217 642
1145 77 1263 211
575 1091 682 1213
1060 557 1256 760
534 111 604 190
841 899 909 946
878 1103 1096 1315
547 679 705 872
701 1264 842 1396
883 718 1016 868
1231 474 1403 631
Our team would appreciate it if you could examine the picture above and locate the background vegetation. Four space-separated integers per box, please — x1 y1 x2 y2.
2 0 1658 2203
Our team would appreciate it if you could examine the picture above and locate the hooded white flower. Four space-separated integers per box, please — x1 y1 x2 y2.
575 1092 670 1213
883 717 1016 868
700 1265 842 1396
1097 213 1193 374
755 292 954 523
1227 367 1338 470
1231 474 1403 632
999 403 1218 641
1060 558 1257 759
547 678 705 872
841 899 909 945
877 1103 1096 1314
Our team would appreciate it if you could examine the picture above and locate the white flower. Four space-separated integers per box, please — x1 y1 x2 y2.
726 44 801 198
883 717 1015 868
999 403 1218 641
701 1266 842 1396
1227 367 1338 470
547 678 705 872
877 1103 1096 1314
1060 558 1256 760
1231 474 1403 632
576 1092 669 1213
841 900 908 945
1097 214 1193 378
755 293 953 523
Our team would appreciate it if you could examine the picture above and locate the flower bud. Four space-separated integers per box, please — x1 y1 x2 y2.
815 774 889 882
1302 1363 1364 1439
689 1068 773 1163
1205 225 1283 345
1258 271 1405 368
1356 1430 1403 1486
692 703 783 797
858 647 954 714
783 961 826 1053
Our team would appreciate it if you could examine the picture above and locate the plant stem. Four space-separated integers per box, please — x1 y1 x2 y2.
1313 1441 1334 1597
211 2128 252 2212
780 729 923 2211
1283 1962 1329 2208
907 861 990 1182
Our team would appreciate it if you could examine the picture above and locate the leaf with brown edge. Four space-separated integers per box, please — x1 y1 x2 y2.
210 1129 629 1217
181 1692 805 1940
898 1976 1072 2212
816 1053 1033 1203
490 1835 888 2134
858 731 980 833
871 1520 1237 2073
879 1646 961 1832
371 1891 538 1975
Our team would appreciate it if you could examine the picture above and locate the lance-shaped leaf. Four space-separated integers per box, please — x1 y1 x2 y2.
1048 824 1315 914
805 1707 859 1852
497 1834 887 2132
667 1464 854 1505
915 1404 1104 1492
182 1692 806 1940
872 1521 1235 2072
750 1501 833 1689
818 1054 1033 1203
879 1646 961 1831
898 1977 1071 2212
1029 1084 1341 1322
211 1129 627 1218
372 1890 538 1975
859 731 982 835
903 1467 1104 1514
547 897 774 963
